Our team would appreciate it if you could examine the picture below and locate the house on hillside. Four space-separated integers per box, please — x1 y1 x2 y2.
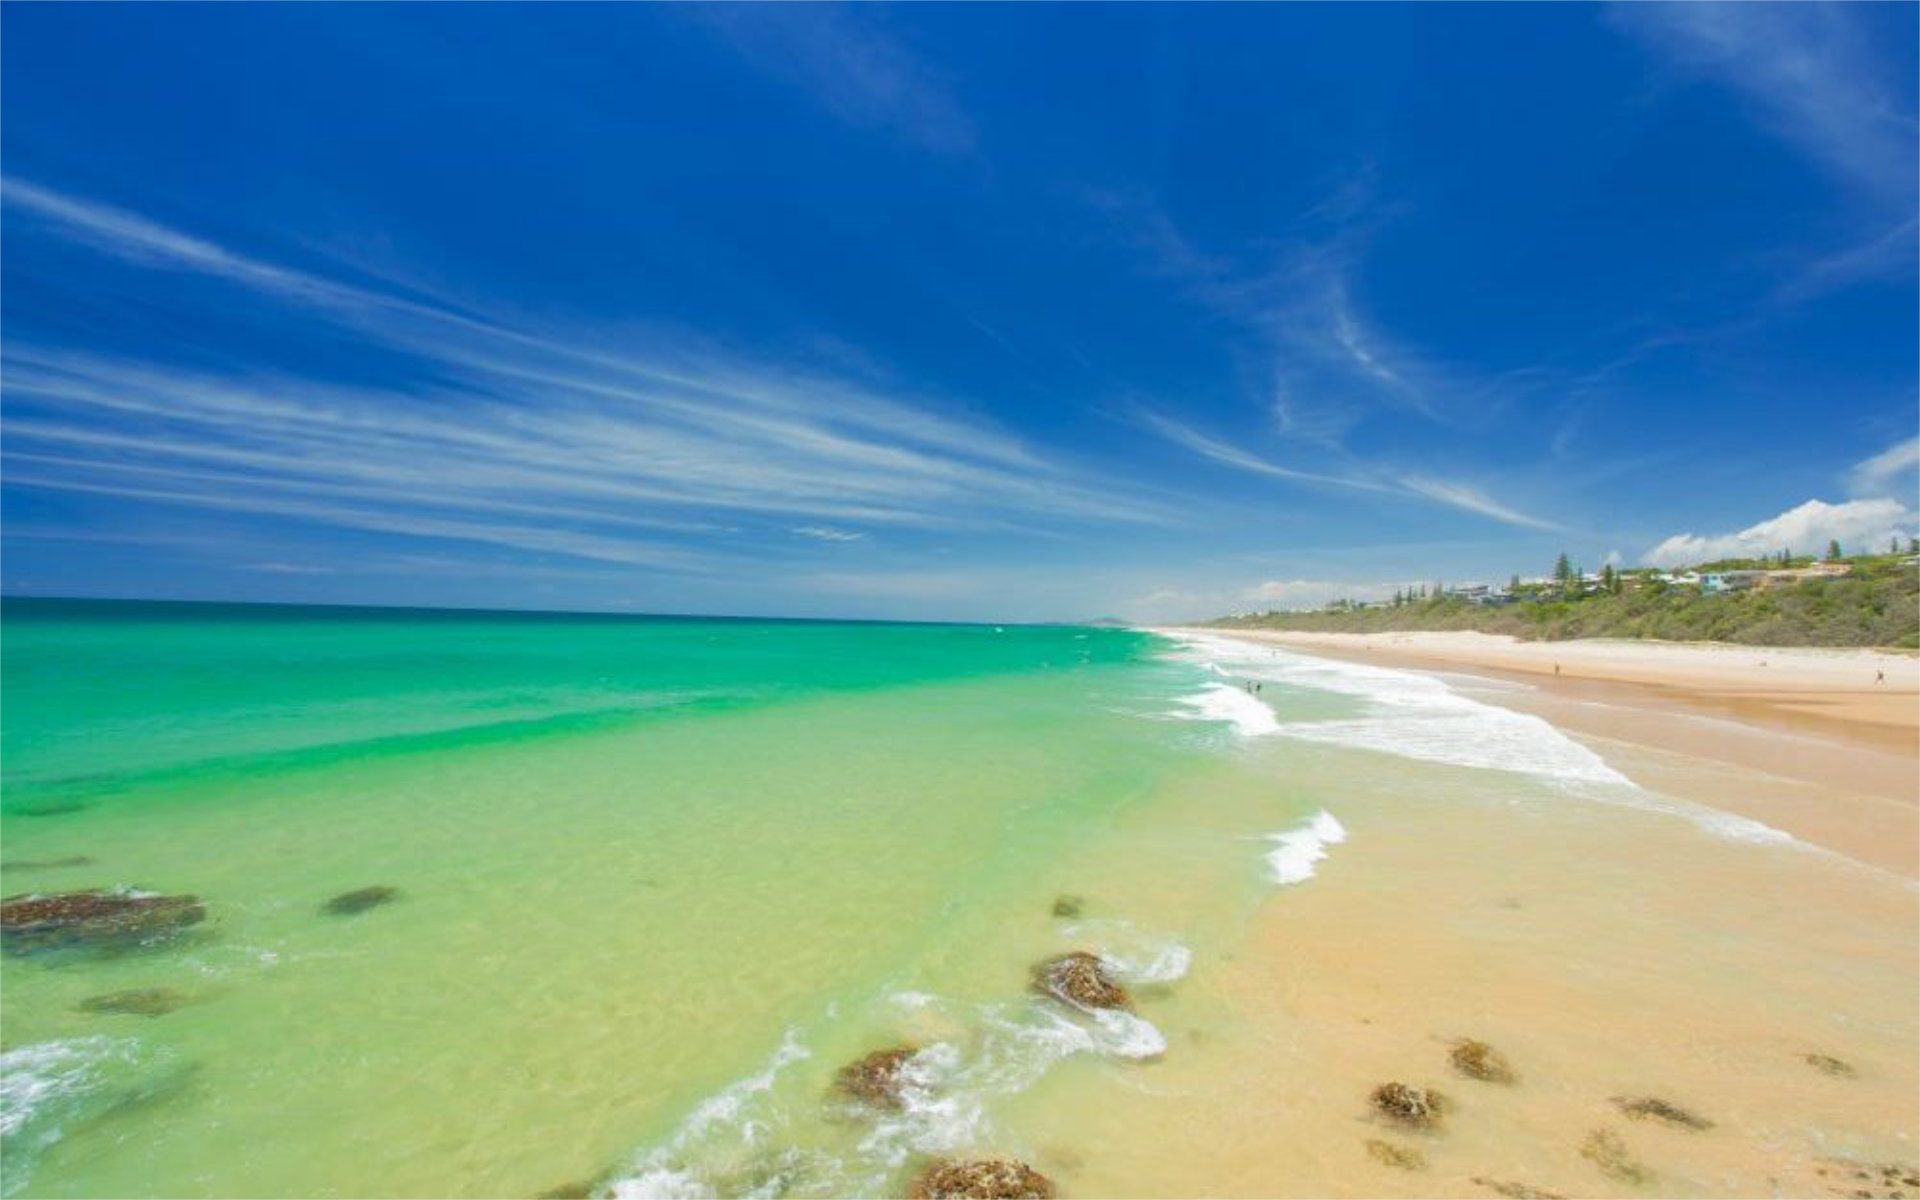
1701 570 1764 594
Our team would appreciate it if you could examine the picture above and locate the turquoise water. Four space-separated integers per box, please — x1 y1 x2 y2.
0 601 1286 1198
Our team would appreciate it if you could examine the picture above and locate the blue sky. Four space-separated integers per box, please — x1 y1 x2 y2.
3 3 1915 622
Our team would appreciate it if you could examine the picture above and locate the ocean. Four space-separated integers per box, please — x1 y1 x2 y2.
1 601 1913 1199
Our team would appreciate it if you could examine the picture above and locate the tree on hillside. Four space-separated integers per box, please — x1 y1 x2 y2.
1827 539 1842 561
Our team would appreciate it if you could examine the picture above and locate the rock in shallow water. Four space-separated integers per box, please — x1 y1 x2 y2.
834 1046 919 1108
1050 895 1084 919
909 1158 1056 1199
0 856 95 871
322 886 400 916
1031 951 1130 1010
0 889 205 954
1370 1081 1448 1129
77 988 191 1017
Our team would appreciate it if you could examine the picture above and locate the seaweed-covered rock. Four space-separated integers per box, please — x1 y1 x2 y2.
1612 1095 1712 1130
1450 1039 1517 1084
0 856 94 871
1370 1082 1448 1129
1031 952 1129 1010
1581 1128 1652 1185
77 988 190 1017
1365 1139 1426 1170
1 889 205 954
909 1159 1056 1200
834 1046 918 1108
1473 1177 1565 1199
1806 1053 1857 1078
322 886 399 916
1050 895 1084 919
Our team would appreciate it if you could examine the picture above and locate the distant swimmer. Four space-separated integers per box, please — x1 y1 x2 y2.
1877 670 1886 684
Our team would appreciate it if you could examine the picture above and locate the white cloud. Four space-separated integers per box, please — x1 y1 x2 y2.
792 526 866 542
1644 497 1916 566
1848 435 1920 496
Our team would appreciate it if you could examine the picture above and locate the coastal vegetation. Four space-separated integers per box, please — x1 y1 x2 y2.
1208 551 1920 648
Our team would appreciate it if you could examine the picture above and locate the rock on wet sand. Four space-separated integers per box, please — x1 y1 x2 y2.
1370 1081 1448 1129
1581 1128 1653 1185
909 1158 1056 1200
1365 1139 1426 1170
322 886 400 916
1805 1053 1857 1077
1473 1177 1565 1199
1450 1038 1517 1084
1031 951 1129 1010
1 888 206 953
1612 1095 1712 1130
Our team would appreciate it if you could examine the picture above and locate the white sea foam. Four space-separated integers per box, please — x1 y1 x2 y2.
610 941 1184 1199
0 1036 175 1198
1172 681 1279 737
1266 809 1348 885
1162 633 1810 849
1057 920 1193 986
1167 632 1626 784
610 1031 811 1200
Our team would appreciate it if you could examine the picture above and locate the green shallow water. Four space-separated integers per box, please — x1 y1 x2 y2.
0 601 1314 1198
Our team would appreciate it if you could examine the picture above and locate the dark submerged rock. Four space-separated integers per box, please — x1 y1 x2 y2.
322 886 400 916
1581 1128 1653 1186
1 888 205 953
1050 895 1084 919
0 856 95 871
1370 1081 1448 1129
11 802 88 818
909 1158 1056 1200
1365 1139 1426 1170
1473 1178 1565 1200
1031 951 1129 1010
834 1046 918 1108
77 987 191 1017
1612 1095 1712 1131
1806 1053 1857 1077
1450 1038 1517 1084
535 1183 596 1199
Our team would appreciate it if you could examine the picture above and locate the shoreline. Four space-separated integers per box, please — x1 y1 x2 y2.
1163 627 1920 878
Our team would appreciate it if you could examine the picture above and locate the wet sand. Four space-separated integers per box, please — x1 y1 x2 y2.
1176 629 1920 878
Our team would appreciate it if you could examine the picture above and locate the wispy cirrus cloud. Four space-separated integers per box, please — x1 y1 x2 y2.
1134 408 1558 531
1611 3 1917 212
2 181 1167 576
1847 434 1920 497
687 6 975 156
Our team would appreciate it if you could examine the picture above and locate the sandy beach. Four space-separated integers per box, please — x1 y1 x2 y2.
1170 628 1920 878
